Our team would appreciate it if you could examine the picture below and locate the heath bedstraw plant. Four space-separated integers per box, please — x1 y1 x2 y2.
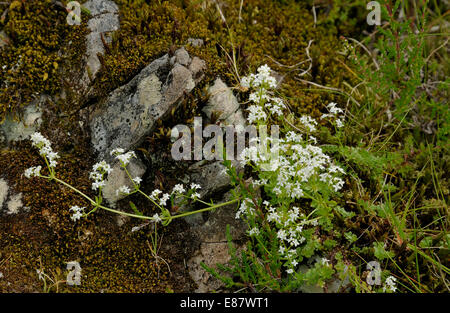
203 65 349 291
24 133 239 225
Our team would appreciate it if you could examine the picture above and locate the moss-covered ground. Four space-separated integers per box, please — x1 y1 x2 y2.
0 0 448 293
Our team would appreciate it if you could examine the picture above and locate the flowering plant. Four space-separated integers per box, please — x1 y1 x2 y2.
204 65 352 291
24 133 238 225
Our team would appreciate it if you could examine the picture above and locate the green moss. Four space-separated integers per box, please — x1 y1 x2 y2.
0 0 87 122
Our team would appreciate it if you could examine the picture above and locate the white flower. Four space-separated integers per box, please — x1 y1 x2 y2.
299 115 317 132
69 206 85 221
116 185 131 196
24 166 42 178
159 193 170 206
286 269 294 274
248 227 260 236
150 189 162 200
190 183 201 190
383 276 397 292
172 184 185 194
92 180 106 190
29 132 59 168
152 213 162 223
277 229 287 241
110 148 125 156
116 151 136 166
247 104 267 124
327 102 343 115
320 258 330 266
133 177 142 185
90 161 112 191
190 192 201 199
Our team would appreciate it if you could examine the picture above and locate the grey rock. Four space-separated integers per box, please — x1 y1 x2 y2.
102 158 147 207
189 160 243 199
187 38 204 47
187 190 247 292
203 78 245 126
81 0 119 87
89 49 205 162
192 191 247 243
170 47 191 67
0 179 8 210
0 102 43 145
189 57 206 83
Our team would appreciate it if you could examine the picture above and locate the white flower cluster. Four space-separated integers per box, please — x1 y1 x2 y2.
240 136 345 195
89 161 112 191
321 102 345 128
69 205 85 221
24 165 42 178
111 148 136 167
383 275 397 292
241 64 286 124
29 132 60 168
299 115 318 132
116 185 131 196
237 66 346 274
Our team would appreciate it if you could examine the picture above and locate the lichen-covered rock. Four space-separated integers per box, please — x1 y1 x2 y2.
0 179 8 210
203 78 245 126
81 0 120 87
189 160 243 199
89 48 205 162
187 190 247 292
0 101 43 145
102 158 147 207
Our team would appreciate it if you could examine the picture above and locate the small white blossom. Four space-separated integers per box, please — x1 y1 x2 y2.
116 151 137 166
248 227 260 236
383 276 397 292
159 193 170 206
69 206 85 221
190 183 201 190
152 213 162 223
24 166 42 178
172 184 185 194
116 185 131 196
133 177 142 185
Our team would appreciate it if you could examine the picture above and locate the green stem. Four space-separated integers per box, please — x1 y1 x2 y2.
170 198 239 220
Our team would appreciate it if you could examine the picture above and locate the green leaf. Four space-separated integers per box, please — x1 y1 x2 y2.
129 201 143 216
373 242 395 260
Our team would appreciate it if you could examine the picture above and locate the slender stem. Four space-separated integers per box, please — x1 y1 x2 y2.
169 198 239 220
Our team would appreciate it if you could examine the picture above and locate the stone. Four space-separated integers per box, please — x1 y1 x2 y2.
102 158 147 207
187 38 204 47
203 78 245 126
189 160 243 199
81 0 120 87
6 193 22 215
191 191 247 243
187 190 247 292
171 47 191 67
89 49 205 162
0 102 43 145
0 179 8 210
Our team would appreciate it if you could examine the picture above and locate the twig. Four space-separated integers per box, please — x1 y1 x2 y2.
295 78 361 107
